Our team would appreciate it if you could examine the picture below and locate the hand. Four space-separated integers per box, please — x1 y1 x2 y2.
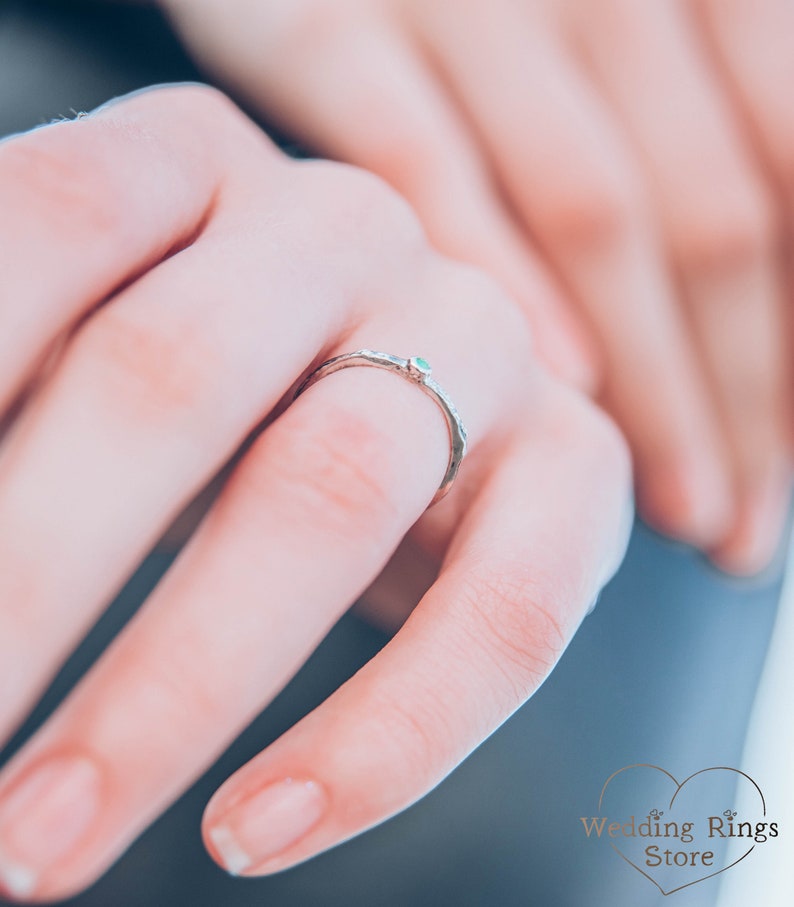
0 85 631 900
163 0 794 573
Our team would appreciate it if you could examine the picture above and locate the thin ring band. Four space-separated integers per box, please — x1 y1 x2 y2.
294 350 468 505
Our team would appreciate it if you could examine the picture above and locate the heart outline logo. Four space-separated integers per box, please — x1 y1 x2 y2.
597 764 766 896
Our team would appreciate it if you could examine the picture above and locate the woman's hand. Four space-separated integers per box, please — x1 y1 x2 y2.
163 0 794 574
0 85 631 900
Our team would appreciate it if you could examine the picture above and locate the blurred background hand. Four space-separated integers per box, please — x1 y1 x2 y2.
162 0 794 574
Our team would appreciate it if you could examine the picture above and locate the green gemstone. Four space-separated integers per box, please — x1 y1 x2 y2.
414 357 431 371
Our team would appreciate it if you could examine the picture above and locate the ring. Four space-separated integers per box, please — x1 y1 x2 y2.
294 350 468 505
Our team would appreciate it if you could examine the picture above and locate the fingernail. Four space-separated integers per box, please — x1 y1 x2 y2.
0 754 102 899
711 473 791 576
680 458 734 547
208 777 327 876
641 457 732 549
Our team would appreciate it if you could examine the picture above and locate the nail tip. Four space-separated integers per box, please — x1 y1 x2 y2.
0 852 36 899
708 549 775 581
208 825 253 876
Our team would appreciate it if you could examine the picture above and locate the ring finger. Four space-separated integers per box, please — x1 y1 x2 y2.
0 260 560 900
0 86 417 744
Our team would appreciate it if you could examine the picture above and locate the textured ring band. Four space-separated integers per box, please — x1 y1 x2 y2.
294 350 468 505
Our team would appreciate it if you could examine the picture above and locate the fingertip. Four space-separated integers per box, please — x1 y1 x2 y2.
204 824 253 877
638 457 735 550
708 477 791 578
708 544 776 578
202 776 328 878
0 850 36 902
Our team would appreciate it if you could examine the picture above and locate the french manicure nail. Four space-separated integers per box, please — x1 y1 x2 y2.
209 777 327 875
0 754 102 899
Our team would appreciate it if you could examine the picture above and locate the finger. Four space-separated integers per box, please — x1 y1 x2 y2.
0 127 398 743
0 84 231 411
0 274 525 900
0 239 332 746
201 383 632 878
576 0 791 571
413 0 731 545
693 0 794 564
166 2 597 388
694 0 794 203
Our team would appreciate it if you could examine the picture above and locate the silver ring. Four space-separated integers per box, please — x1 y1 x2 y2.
294 350 468 505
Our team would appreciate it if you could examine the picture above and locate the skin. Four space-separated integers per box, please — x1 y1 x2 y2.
0 85 631 901
162 0 794 574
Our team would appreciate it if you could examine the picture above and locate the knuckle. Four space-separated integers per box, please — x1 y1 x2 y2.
540 383 633 487
437 259 534 358
149 83 250 142
0 126 126 236
455 560 569 698
295 158 427 249
78 306 222 420
117 82 240 126
419 258 538 423
118 83 264 165
442 260 513 312
539 172 638 252
344 114 447 195
260 398 400 540
360 127 433 185
571 395 631 479
676 186 775 273
163 82 238 119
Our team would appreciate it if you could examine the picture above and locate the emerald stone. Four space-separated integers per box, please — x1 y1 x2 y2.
414 357 431 371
